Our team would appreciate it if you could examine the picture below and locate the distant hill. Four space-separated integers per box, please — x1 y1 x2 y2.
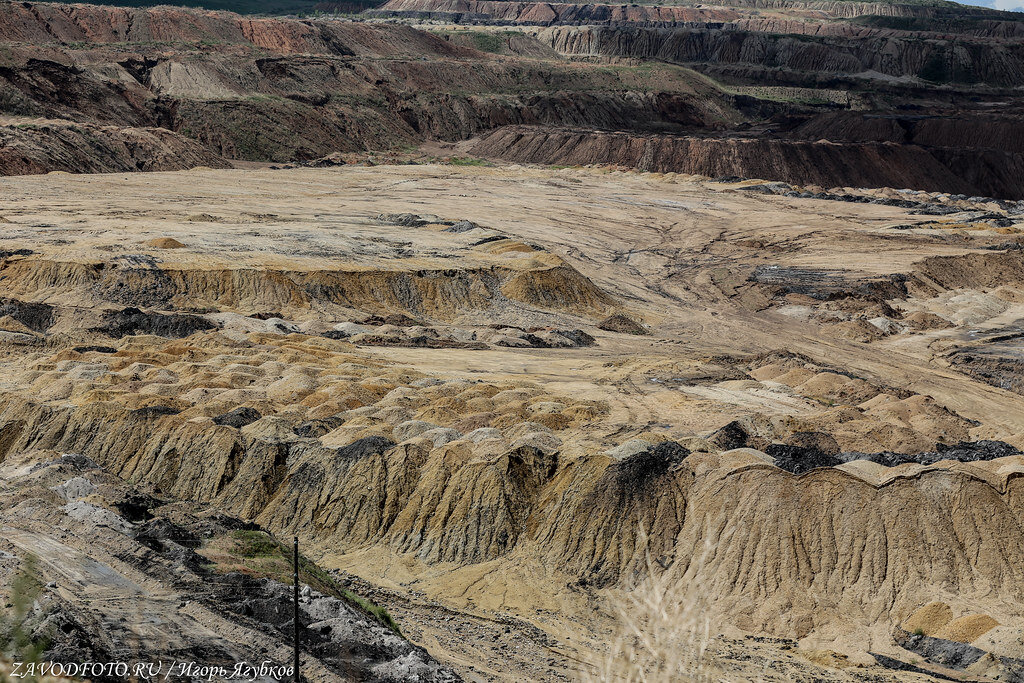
41 0 385 15
37 0 1023 16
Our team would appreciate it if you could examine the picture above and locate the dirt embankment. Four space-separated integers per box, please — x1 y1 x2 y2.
373 0 1013 24
0 119 230 174
371 0 742 25
3 0 1024 201
734 15 1024 40
470 125 1024 198
0 376 1022 645
791 111 1024 154
707 0 1015 20
533 24 1024 86
0 1 471 57
0 2 748 173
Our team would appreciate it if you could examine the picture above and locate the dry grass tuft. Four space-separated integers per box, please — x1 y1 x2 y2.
583 528 716 683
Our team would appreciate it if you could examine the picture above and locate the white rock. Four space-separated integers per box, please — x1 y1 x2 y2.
52 477 97 501
605 439 651 460
332 322 371 337
419 427 463 449
61 501 133 534
393 420 439 442
465 428 504 443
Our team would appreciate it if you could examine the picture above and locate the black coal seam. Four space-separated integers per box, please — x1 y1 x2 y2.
765 440 1020 475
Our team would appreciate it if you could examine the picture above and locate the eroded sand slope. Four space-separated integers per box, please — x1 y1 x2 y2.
3 164 1024 681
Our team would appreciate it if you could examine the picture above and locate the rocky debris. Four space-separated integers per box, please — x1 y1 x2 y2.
360 313 425 327
903 311 953 331
329 322 594 349
893 628 1024 681
489 327 595 348
328 321 372 338
746 268 921 339
444 220 481 233
753 266 876 301
737 182 793 195
335 435 398 460
133 518 209 571
707 420 762 451
376 213 429 227
763 444 843 474
51 476 97 501
210 312 299 336
112 491 162 522
783 431 840 455
130 405 181 418
0 298 54 333
348 333 490 350
596 313 648 335
608 441 689 493
26 453 103 474
71 345 118 354
766 440 1020 475
948 348 1024 395
0 457 460 682
293 417 344 438
62 500 134 534
144 237 185 249
213 575 461 683
213 406 262 428
738 187 1024 234
93 307 218 338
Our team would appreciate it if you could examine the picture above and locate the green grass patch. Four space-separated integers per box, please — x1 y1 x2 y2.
232 529 281 557
1 555 53 668
203 530 402 636
469 31 505 54
445 156 492 167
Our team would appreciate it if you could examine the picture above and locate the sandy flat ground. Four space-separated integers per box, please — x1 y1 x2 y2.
3 164 1021 436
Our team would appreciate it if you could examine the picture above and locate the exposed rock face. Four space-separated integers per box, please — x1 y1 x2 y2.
214 575 460 682
373 0 1008 25
0 256 616 321
532 24 1024 86
3 383 1024 644
2 0 1023 203
0 120 229 175
0 2 466 56
471 125 1024 199
791 111 1024 155
0 455 460 682
0 2 742 173
371 0 742 25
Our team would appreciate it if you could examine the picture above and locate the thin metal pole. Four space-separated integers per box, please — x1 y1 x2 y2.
293 536 300 683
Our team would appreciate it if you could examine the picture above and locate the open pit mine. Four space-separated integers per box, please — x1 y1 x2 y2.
3 0 1024 681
